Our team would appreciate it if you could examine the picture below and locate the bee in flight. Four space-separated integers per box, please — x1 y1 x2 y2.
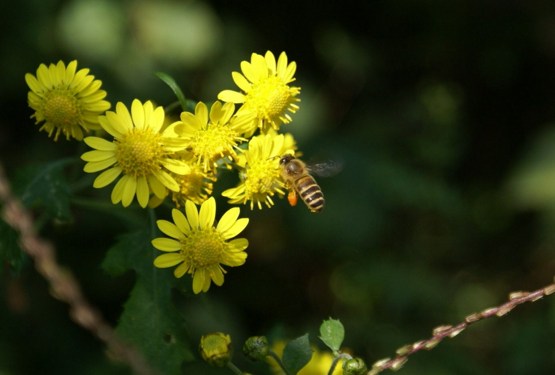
279 154 339 213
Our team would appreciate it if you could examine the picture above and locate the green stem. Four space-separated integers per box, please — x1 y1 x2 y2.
328 353 352 375
226 361 244 375
155 72 189 112
268 351 291 375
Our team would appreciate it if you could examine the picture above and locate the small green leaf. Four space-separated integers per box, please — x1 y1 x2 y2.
282 334 312 374
155 72 196 112
319 318 345 352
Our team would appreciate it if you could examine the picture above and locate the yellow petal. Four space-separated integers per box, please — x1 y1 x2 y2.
131 99 145 129
154 253 183 267
84 136 117 151
219 217 249 239
217 90 245 104
199 197 216 228
121 175 137 207
216 207 240 233
136 175 149 208
185 200 199 229
93 167 122 188
157 219 183 239
172 209 191 234
152 238 182 252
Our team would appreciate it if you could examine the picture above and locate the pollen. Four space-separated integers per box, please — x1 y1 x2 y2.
190 124 237 168
248 77 294 119
183 228 225 267
244 158 282 197
41 89 81 129
115 129 164 177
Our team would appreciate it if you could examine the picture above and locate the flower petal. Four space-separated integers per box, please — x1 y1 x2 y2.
154 253 183 267
93 167 122 188
220 218 249 239
83 136 117 151
218 90 245 104
157 219 184 239
131 99 145 129
185 200 199 229
227 238 249 252
192 269 209 294
136 175 149 208
216 207 240 233
199 197 216 228
172 209 191 234
174 262 190 278
121 175 137 207
152 238 182 251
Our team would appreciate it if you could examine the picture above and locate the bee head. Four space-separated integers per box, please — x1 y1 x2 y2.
279 154 295 165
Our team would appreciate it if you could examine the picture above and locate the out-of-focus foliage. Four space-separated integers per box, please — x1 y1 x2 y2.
2 0 555 374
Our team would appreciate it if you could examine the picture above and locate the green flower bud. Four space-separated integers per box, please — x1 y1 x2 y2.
242 336 270 361
199 332 232 367
343 357 368 375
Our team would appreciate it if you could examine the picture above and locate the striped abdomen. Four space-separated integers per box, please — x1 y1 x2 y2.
294 175 325 213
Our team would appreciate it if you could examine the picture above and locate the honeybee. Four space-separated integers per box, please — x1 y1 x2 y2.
279 154 339 213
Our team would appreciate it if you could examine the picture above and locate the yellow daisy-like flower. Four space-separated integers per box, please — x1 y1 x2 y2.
167 101 252 172
25 60 110 141
218 51 300 135
152 197 249 294
171 152 216 206
81 99 190 208
222 132 294 209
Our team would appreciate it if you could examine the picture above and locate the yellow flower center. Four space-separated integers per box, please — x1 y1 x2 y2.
244 158 283 196
42 89 82 128
115 129 164 177
247 76 293 121
190 124 239 170
183 228 225 267
174 171 213 205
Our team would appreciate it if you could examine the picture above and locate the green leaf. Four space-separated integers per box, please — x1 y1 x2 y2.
282 334 312 374
19 159 74 222
117 278 193 375
0 219 26 274
155 72 196 112
319 318 345 353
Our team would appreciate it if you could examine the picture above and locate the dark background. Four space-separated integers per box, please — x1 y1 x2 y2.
2 0 555 374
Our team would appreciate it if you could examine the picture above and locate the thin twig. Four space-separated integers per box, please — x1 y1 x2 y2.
368 278 555 374
0 163 156 375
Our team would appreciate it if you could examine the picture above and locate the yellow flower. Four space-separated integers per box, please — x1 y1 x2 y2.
222 132 295 209
167 101 251 172
25 60 110 141
218 51 300 135
170 152 216 206
81 99 190 208
269 341 343 375
152 197 249 294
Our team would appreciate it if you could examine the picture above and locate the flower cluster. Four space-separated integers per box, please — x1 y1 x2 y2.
25 51 303 293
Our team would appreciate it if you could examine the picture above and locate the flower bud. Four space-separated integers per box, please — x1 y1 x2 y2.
243 336 270 361
343 357 368 375
199 332 232 367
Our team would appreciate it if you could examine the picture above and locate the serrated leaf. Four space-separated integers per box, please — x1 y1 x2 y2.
117 279 193 375
19 159 74 222
104 228 194 374
319 318 345 352
0 219 26 274
282 334 312 374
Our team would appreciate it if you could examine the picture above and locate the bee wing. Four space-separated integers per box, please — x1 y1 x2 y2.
306 160 343 177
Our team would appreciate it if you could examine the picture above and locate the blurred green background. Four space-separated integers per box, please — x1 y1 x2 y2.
2 0 555 374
